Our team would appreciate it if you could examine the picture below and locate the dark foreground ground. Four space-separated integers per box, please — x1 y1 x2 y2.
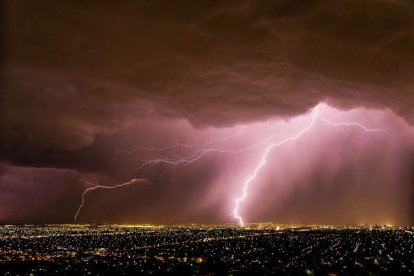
0 224 413 275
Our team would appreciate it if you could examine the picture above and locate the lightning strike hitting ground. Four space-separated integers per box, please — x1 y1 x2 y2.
233 107 385 227
74 178 146 222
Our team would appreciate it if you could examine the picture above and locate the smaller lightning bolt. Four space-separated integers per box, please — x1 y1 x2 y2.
233 107 385 227
74 178 146 223
115 126 246 158
134 132 295 171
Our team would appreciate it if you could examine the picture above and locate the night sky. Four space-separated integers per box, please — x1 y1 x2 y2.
1 0 414 225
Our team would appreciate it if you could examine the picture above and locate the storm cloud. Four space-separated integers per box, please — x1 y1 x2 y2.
2 0 414 152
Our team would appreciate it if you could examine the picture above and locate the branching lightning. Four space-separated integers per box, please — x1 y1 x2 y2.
76 104 385 226
133 132 295 171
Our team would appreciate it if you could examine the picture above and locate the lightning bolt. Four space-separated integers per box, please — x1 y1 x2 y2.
77 104 385 226
74 178 146 222
232 107 385 227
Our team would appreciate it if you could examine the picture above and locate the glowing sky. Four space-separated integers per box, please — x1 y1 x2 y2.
1 0 414 225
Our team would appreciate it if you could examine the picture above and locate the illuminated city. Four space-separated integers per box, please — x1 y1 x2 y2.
1 224 413 274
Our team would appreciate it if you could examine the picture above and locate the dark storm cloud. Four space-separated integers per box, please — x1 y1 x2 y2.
2 0 414 157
